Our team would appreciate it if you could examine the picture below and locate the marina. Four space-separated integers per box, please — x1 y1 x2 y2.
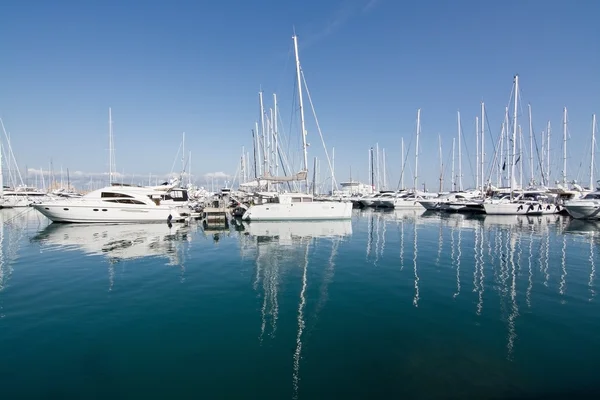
1 208 600 398
1 0 599 398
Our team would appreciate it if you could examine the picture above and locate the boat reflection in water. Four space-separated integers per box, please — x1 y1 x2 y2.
32 222 194 288
238 219 351 398
33 222 193 262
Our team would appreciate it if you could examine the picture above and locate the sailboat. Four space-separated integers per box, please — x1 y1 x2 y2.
241 35 352 221
483 75 559 215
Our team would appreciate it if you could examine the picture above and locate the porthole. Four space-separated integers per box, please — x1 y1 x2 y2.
63 208 69 211
102 209 108 212
93 209 99 211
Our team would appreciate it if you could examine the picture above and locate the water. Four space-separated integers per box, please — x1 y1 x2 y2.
1 207 600 399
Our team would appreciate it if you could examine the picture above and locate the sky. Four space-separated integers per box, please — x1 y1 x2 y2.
0 0 599 191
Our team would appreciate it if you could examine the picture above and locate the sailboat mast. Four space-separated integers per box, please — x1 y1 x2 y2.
528 104 534 185
273 93 279 177
108 107 113 185
331 147 335 195
547 121 551 185
401 137 405 190
375 143 380 191
511 75 519 195
382 148 386 190
591 114 596 191
481 102 485 192
476 116 479 191
259 90 267 175
415 109 421 191
438 134 443 192
369 147 375 191
451 137 455 191
562 107 568 186
292 35 309 192
457 111 462 191
255 121 262 177
519 125 523 189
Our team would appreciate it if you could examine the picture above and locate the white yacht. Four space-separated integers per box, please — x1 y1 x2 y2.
32 185 186 223
241 192 352 221
381 191 436 209
483 192 559 215
563 191 600 219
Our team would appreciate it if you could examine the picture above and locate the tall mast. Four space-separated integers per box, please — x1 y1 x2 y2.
401 137 405 190
519 125 523 189
259 90 267 175
438 134 443 192
292 34 309 191
375 143 380 191
511 75 519 194
528 104 534 185
382 148 386 190
415 109 421 191
547 121 551 185
108 107 113 185
591 114 596 191
475 116 479 191
498 122 503 186
273 93 279 177
541 129 545 185
451 137 455 191
331 147 335 195
182 132 185 179
457 111 462 191
369 147 375 191
255 121 262 177
562 107 568 186
481 102 485 192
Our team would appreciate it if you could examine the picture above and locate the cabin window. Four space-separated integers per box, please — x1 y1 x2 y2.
63 208 69 211
93 209 99 211
103 199 146 205
291 197 302 203
266 197 279 204
101 192 133 198
102 209 108 211
302 197 313 203
584 193 600 200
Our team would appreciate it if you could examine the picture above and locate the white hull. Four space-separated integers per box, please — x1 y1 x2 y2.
564 204 600 220
33 203 184 223
418 200 442 210
392 199 424 209
242 201 352 221
483 202 559 215
0 197 33 208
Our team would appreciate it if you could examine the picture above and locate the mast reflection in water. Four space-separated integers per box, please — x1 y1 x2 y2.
1 209 600 398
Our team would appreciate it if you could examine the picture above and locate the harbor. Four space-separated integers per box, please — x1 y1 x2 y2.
1 0 600 398
1 208 600 398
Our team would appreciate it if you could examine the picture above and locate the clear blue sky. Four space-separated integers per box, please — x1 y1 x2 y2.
1 0 599 190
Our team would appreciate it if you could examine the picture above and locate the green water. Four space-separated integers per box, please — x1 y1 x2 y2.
1 208 599 399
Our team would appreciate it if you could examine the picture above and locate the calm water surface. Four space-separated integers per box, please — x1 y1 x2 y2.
1 208 599 399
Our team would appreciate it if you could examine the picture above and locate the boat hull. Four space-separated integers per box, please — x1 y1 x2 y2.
483 202 559 216
33 203 184 223
241 201 352 221
564 204 600 220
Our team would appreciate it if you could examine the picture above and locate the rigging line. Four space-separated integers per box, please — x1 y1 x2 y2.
458 115 476 189
301 70 337 190
274 42 294 96
396 133 415 191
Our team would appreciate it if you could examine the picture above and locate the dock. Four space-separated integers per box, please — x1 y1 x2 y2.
202 207 230 223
